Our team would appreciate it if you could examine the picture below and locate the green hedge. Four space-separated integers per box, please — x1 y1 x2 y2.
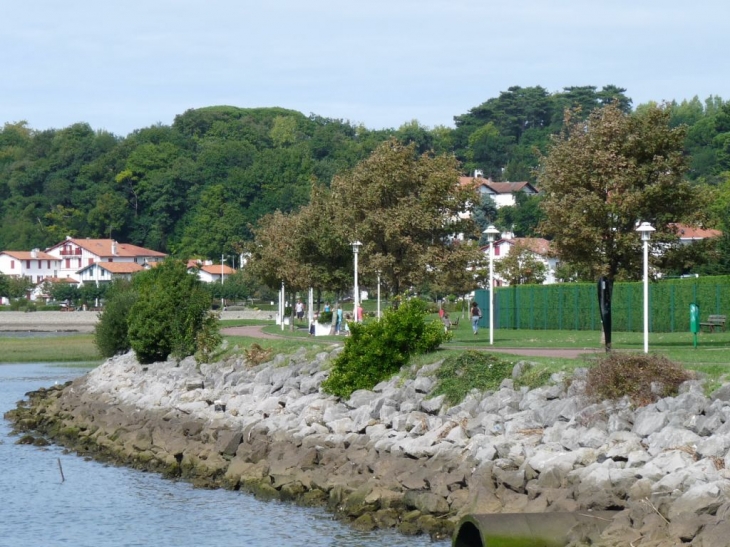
495 276 730 333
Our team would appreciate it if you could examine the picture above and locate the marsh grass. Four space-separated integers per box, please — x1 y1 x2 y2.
0 334 101 363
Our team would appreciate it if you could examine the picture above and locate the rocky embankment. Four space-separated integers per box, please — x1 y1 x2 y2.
8 347 730 545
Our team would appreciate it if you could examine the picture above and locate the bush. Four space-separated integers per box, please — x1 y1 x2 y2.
322 299 447 398
128 259 218 364
585 352 693 407
94 280 137 358
318 310 333 323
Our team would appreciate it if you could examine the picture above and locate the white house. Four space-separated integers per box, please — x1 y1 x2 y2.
45 237 166 281
189 263 236 283
669 223 722 245
484 234 558 285
459 172 539 209
0 249 61 284
77 261 146 285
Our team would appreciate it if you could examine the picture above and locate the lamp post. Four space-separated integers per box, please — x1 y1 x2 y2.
221 254 225 311
351 241 362 322
484 225 500 346
636 222 655 353
376 269 381 320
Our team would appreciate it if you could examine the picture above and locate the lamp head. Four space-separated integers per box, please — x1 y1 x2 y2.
483 225 500 243
351 240 362 253
636 222 655 242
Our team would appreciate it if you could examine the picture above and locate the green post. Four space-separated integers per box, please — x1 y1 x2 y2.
690 303 700 349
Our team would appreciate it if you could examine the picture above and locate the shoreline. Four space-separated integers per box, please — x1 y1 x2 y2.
7 349 730 544
0 310 274 333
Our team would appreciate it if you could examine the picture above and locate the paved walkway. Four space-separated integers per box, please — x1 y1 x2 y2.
220 325 600 359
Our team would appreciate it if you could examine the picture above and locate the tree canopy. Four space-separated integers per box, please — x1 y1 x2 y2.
0 88 728 278
538 103 703 280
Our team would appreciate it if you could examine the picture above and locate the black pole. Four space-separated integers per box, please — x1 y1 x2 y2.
598 276 613 352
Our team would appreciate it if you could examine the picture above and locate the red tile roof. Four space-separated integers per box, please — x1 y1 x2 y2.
46 238 166 258
79 262 145 274
670 223 722 240
1 250 58 260
199 264 236 275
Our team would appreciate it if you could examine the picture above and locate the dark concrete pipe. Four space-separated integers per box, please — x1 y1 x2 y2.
452 512 617 547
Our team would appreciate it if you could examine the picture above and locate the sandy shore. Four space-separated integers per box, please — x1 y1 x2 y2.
0 309 275 332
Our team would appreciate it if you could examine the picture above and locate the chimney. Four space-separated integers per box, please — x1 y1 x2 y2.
474 169 484 179
111 241 118 255
31 248 38 258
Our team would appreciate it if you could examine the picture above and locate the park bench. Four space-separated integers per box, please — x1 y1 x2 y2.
700 314 727 333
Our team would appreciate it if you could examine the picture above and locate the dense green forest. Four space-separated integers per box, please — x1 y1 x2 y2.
1 85 729 261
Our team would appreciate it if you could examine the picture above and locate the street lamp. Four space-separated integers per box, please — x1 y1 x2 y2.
484 225 500 346
376 269 381 320
636 222 655 353
351 241 362 322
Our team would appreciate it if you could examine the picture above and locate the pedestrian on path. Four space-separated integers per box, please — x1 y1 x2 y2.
471 301 482 335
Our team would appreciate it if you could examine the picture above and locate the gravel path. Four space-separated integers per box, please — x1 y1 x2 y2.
221 324 598 358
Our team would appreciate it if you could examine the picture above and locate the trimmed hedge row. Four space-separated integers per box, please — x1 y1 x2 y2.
495 276 730 333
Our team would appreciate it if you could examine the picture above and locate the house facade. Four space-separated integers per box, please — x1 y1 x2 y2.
77 261 146 285
189 263 236 283
0 250 61 284
670 223 722 245
45 237 166 281
459 172 539 209
483 234 558 286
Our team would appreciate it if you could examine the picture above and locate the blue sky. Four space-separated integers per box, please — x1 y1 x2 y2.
2 0 728 136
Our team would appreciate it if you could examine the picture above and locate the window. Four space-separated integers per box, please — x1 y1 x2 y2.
10 260 14 269
26 260 31 269
65 259 70 269
494 245 500 257
47 260 51 269
88 258 94 265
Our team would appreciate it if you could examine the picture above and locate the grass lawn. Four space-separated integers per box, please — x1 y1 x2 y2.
237 317 730 382
0 334 102 364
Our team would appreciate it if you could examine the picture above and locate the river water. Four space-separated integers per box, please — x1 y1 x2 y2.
0 363 448 547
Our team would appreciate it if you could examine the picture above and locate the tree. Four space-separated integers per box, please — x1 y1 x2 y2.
472 194 499 245
329 139 482 297
538 103 701 281
127 259 216 363
494 243 547 285
94 279 137 358
496 193 545 237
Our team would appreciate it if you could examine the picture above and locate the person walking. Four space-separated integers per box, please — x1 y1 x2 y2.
471 301 482 335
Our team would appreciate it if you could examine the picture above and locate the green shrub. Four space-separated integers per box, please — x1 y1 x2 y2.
322 299 447 398
128 259 218 364
432 351 515 405
94 280 137 358
318 310 333 323
585 352 693 406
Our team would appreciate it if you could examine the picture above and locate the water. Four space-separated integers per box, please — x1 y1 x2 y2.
0 363 448 547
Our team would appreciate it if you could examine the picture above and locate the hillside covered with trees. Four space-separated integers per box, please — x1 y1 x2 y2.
1 85 729 270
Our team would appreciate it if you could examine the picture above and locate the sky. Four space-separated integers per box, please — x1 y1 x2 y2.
2 0 729 137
